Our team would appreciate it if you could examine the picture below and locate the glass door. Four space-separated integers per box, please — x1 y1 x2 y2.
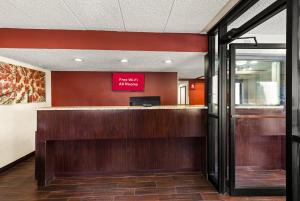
228 43 286 195
207 33 220 190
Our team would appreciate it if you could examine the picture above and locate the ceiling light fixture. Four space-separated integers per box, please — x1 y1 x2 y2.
250 60 258 64
236 60 247 66
74 58 83 62
120 59 128 63
164 59 172 64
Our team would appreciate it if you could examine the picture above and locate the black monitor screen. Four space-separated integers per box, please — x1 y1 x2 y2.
129 96 160 106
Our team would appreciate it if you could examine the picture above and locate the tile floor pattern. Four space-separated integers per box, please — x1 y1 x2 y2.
236 167 286 188
0 157 286 201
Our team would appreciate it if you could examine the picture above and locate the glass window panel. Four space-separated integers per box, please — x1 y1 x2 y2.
211 34 219 114
234 54 286 106
234 48 286 189
231 9 286 44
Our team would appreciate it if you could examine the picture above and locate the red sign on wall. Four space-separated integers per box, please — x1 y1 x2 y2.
190 83 196 90
112 73 145 91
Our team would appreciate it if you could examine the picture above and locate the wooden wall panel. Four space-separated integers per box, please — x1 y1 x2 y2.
129 109 207 138
53 138 206 176
235 108 286 170
35 108 208 186
54 140 128 175
37 109 207 140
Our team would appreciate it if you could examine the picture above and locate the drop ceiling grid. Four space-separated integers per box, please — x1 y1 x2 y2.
118 0 175 32
165 0 230 33
0 0 232 33
0 1 30 28
6 0 84 29
63 0 125 31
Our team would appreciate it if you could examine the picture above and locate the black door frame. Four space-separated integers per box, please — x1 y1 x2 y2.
207 0 292 196
207 0 300 198
207 30 221 191
228 43 286 196
286 0 300 200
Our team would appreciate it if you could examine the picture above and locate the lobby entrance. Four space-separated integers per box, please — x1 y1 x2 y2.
205 0 300 197
207 0 300 199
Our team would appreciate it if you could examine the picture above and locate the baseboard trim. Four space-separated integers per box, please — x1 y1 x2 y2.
0 151 35 173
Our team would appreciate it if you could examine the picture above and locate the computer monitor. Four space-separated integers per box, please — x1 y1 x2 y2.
129 96 160 106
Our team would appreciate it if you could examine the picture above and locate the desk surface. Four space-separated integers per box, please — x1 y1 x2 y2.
38 105 207 111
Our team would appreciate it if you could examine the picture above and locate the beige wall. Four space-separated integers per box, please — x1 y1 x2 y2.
0 56 51 168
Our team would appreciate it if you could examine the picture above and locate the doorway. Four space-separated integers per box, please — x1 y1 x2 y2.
207 0 289 196
179 86 187 105
228 43 286 195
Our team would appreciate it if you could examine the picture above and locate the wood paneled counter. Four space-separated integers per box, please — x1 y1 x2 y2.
235 106 286 170
35 106 207 187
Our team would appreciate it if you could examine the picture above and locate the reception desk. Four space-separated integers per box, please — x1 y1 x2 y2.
35 106 207 187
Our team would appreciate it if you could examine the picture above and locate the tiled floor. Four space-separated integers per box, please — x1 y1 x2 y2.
0 157 286 201
236 167 286 188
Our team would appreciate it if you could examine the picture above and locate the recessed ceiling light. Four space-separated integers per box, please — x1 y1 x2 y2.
236 60 247 66
120 59 128 63
164 59 172 64
74 58 83 62
250 60 258 64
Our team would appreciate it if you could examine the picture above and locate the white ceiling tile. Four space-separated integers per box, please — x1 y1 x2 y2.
8 0 84 29
63 0 124 31
0 1 31 28
0 49 205 79
165 0 229 33
119 0 174 32
0 0 238 33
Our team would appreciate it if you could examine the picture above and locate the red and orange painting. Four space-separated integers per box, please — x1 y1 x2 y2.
0 61 46 104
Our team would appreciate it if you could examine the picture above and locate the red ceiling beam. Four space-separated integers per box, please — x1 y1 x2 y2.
0 28 207 52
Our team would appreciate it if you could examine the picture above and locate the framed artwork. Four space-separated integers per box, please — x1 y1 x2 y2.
0 61 46 104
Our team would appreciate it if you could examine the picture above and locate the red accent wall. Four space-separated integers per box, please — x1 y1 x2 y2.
189 79 205 105
0 28 207 52
52 71 177 106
